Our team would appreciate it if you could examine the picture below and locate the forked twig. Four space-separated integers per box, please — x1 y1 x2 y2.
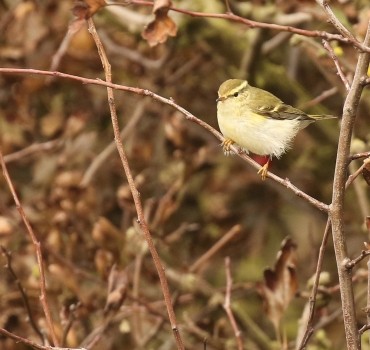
1 246 45 344
0 150 59 346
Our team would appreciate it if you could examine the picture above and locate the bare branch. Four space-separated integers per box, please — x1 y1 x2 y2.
297 219 331 349
127 0 370 52
0 67 329 213
3 139 63 163
328 21 370 350
223 257 244 350
0 150 59 346
1 246 45 344
189 225 241 273
87 18 185 350
322 39 350 91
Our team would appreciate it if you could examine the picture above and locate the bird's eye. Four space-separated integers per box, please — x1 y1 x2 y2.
233 92 239 97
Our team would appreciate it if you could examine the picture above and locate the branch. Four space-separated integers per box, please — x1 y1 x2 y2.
345 250 370 270
86 18 185 350
3 139 63 163
0 328 85 350
322 39 350 91
316 0 359 47
223 257 244 350
0 149 59 346
1 246 44 344
127 0 370 52
189 225 241 273
0 67 329 213
328 21 370 350
297 219 331 349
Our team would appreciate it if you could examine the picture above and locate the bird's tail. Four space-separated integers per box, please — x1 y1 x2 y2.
309 114 337 120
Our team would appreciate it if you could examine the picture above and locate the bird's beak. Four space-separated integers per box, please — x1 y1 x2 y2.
216 96 224 102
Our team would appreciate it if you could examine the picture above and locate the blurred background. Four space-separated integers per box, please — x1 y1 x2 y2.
0 0 370 349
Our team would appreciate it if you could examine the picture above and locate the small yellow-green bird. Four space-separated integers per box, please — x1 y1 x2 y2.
217 79 336 180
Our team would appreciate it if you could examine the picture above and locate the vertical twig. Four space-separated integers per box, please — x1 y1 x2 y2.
1 246 45 344
86 18 185 350
223 257 244 350
322 39 350 91
0 150 59 346
297 219 331 349
329 21 370 350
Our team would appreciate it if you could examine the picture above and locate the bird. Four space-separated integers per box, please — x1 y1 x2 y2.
216 79 336 180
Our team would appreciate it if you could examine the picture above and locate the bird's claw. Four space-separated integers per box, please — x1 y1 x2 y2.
221 138 235 156
257 162 269 181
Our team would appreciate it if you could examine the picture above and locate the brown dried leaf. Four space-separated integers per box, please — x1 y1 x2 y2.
72 0 106 19
104 264 128 314
142 0 177 47
362 159 370 186
258 237 298 331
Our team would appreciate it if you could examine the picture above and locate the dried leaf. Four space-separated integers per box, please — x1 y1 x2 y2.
104 264 128 314
142 0 177 47
258 237 298 332
362 159 370 186
72 0 106 19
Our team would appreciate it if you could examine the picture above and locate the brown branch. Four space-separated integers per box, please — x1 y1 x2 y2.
316 0 359 47
189 225 241 273
0 150 59 346
322 39 350 91
3 139 63 163
350 151 370 161
345 160 368 189
0 246 45 344
223 257 244 350
297 219 331 349
0 328 85 350
0 67 329 213
80 100 148 186
345 250 370 270
126 0 370 52
328 21 370 350
86 18 185 350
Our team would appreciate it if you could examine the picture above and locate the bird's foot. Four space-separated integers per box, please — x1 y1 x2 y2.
257 160 270 181
221 138 235 156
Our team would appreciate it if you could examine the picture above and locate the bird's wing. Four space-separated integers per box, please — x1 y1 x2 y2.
248 87 315 121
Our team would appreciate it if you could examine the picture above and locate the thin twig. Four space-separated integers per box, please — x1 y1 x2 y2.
297 219 331 349
322 39 350 91
0 67 330 213
189 225 241 273
80 100 148 186
345 161 368 189
87 18 185 350
0 149 59 346
223 257 244 350
0 328 85 350
126 0 370 52
298 87 338 110
316 0 359 46
3 139 63 163
350 151 370 161
345 250 370 269
328 21 370 350
0 246 45 344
